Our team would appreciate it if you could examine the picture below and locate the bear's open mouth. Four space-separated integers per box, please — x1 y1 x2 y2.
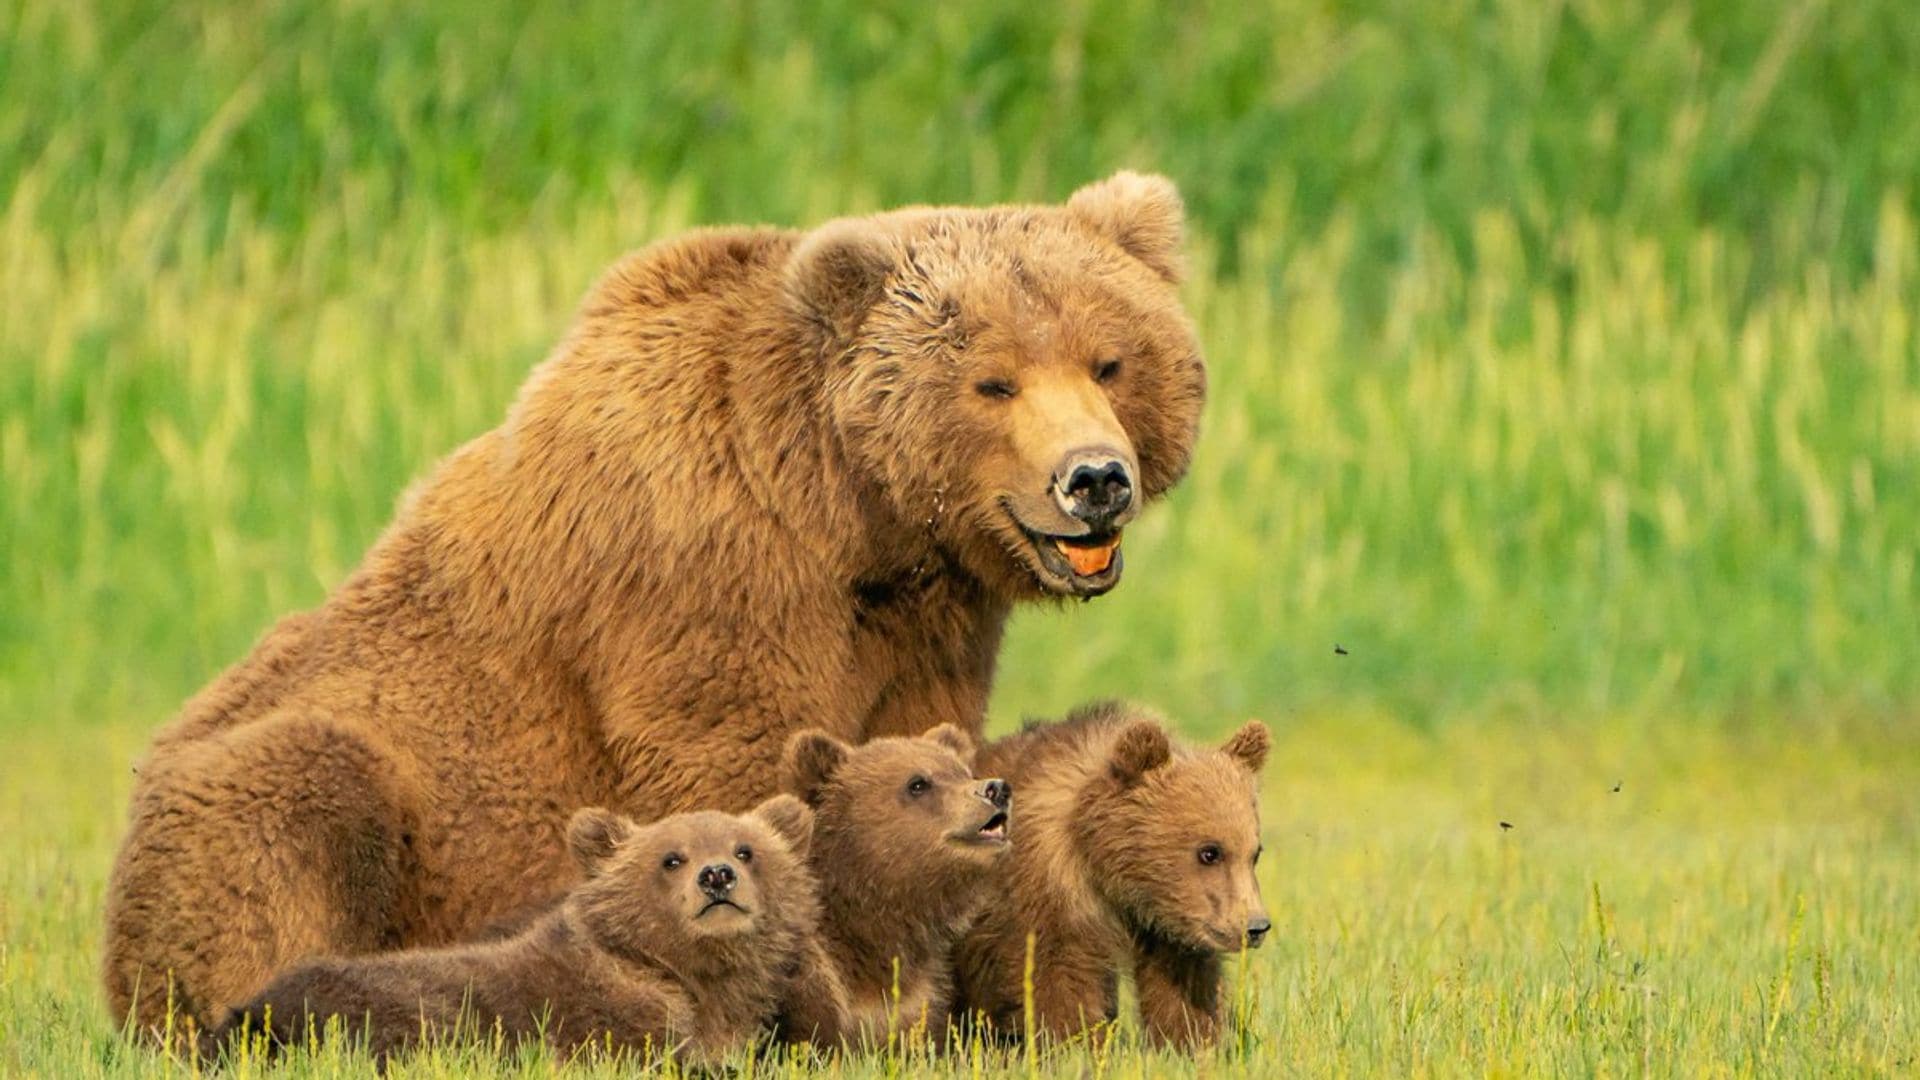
1008 514 1125 595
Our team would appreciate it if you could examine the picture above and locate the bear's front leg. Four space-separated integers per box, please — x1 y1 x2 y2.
1130 933 1224 1050
853 585 1003 743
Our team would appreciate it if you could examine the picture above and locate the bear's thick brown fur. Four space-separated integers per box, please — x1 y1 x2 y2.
780 723 1009 1046
952 702 1270 1049
205 796 844 1065
102 173 1206 1033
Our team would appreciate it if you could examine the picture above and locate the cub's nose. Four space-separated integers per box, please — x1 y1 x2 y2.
1053 451 1133 528
981 778 1012 809
697 863 737 898
1245 915 1272 948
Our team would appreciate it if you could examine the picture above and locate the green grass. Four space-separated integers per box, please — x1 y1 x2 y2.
3 0 1919 1074
3 0 1918 727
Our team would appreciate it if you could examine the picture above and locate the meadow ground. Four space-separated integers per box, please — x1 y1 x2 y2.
3 715 1916 1076
4 0 1919 1074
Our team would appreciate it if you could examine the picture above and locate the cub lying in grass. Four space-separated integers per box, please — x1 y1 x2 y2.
953 701 1271 1049
207 796 845 1065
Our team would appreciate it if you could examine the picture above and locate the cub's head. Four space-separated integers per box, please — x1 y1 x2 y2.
566 796 816 965
1078 713 1271 953
785 171 1205 600
783 724 1012 890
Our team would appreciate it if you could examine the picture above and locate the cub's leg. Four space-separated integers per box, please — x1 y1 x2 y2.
1130 933 1224 1049
957 924 1117 1044
775 935 853 1048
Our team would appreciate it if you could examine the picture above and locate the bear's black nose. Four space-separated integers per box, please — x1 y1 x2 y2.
698 863 737 897
1054 451 1133 528
981 778 1012 809
1245 915 1272 947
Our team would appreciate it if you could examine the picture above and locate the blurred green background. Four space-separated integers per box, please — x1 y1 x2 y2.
3 2 1918 1074
4 0 1917 733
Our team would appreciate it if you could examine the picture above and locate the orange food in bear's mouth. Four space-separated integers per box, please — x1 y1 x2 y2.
1053 534 1121 577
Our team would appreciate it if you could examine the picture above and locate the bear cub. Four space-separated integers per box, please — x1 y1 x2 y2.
953 701 1270 1049
782 723 1011 1046
208 795 841 1065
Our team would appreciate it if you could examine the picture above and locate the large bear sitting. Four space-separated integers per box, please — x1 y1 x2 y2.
103 172 1206 1034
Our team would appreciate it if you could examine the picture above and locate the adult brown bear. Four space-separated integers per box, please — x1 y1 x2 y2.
102 172 1206 1034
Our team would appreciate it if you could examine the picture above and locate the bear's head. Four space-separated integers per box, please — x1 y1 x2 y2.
566 795 817 971
785 171 1205 599
783 724 1012 895
1076 715 1271 953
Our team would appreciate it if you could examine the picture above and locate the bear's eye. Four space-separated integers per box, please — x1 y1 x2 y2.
906 775 932 797
974 378 1017 400
1197 843 1223 866
735 845 753 864
1093 358 1123 383
662 853 685 870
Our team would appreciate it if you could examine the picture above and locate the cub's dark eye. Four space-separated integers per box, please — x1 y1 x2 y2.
662 853 685 870
975 378 1017 400
735 846 753 864
906 775 932 797
1197 843 1223 866
1094 358 1123 383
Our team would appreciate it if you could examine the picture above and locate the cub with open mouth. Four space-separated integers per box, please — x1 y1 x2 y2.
206 796 846 1066
780 723 1012 1047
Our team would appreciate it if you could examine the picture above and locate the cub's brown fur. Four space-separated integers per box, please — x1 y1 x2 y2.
781 724 1009 1045
953 702 1270 1049
104 172 1205 1034
206 797 846 1065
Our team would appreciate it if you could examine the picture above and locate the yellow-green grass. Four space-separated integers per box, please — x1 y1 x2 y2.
3 715 1915 1076
3 180 1916 729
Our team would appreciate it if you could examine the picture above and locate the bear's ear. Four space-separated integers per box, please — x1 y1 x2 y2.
924 723 976 764
782 730 851 807
1108 720 1173 787
784 220 896 345
754 794 815 857
567 807 635 875
1220 720 1271 775
1066 171 1185 284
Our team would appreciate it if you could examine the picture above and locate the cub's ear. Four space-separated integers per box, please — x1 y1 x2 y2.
784 220 895 344
1220 720 1270 774
924 723 976 765
754 794 815 857
1066 170 1185 284
567 808 635 875
782 730 851 807
1108 720 1173 787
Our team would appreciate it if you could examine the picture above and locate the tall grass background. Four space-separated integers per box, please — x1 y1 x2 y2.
2 1 1916 1074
